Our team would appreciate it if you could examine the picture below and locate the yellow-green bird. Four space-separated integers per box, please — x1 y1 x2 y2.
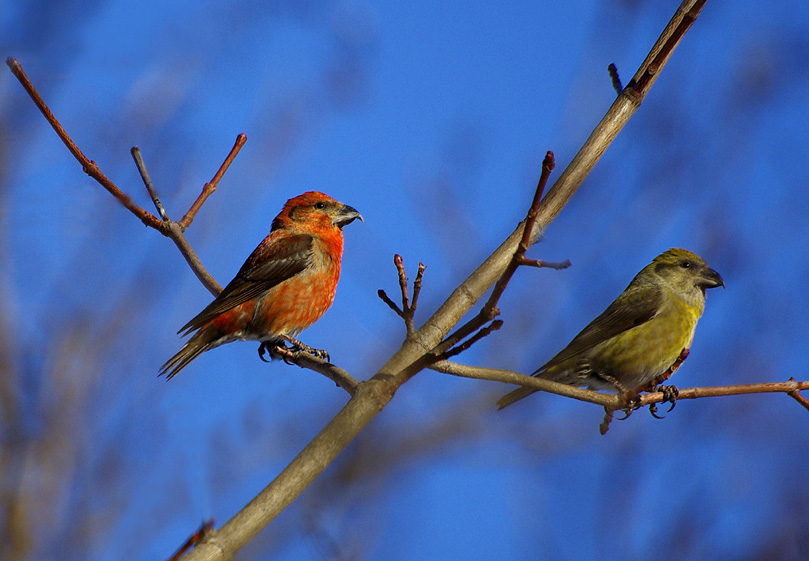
497 248 724 409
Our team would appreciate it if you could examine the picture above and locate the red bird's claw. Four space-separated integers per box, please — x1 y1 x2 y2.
311 348 330 362
280 335 330 362
258 341 293 363
258 342 272 362
290 344 330 362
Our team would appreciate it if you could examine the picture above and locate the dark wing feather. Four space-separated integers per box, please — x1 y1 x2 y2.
179 234 314 334
534 282 664 374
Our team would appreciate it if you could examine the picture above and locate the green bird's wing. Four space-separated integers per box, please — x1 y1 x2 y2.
534 282 664 374
178 234 314 335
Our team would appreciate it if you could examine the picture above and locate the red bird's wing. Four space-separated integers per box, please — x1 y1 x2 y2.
178 234 315 335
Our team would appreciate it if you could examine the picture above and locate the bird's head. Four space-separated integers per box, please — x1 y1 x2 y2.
652 248 724 300
273 191 363 232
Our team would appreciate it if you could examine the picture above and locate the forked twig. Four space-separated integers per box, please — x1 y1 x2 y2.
482 151 569 317
430 151 569 362
378 255 426 336
7 56 245 297
130 139 248 296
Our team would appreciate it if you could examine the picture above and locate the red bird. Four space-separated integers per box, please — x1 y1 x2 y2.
160 191 362 379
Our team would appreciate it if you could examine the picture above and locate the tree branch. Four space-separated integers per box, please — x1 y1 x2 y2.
6 57 251 298
270 348 359 396
180 134 247 230
430 360 809 410
130 148 223 296
6 57 164 230
377 255 425 337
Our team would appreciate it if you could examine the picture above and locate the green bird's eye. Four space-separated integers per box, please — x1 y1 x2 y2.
681 261 691 268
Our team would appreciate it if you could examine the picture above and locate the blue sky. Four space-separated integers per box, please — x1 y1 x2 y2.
2 1 809 560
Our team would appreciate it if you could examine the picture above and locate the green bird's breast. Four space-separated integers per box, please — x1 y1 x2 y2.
588 291 703 391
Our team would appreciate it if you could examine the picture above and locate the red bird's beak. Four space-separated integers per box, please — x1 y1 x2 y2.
334 204 363 228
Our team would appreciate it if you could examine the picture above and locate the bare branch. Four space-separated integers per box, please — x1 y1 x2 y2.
434 359 809 415
436 320 503 361
377 289 402 315
482 150 562 319
410 262 426 320
7 57 245 297
180 134 247 230
378 255 425 336
431 360 619 407
6 57 164 230
131 147 169 220
165 221 223 296
429 151 568 363
130 148 223 296
787 377 809 412
518 257 571 269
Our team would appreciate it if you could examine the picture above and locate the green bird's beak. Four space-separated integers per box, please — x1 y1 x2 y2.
698 267 725 291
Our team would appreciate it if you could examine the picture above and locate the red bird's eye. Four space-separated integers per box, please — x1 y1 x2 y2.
314 202 326 210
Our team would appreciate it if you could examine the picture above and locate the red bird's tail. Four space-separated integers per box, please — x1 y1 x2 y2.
159 327 224 380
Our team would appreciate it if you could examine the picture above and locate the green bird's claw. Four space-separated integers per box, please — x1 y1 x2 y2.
648 402 665 419
647 384 679 418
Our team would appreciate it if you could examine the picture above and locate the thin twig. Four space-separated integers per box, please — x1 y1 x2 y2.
432 360 809 412
6 57 164 230
394 255 414 334
131 147 169 220
377 290 402 314
180 133 247 230
430 151 566 361
378 255 425 336
431 360 618 406
483 151 563 317
599 408 615 435
166 222 223 296
518 257 571 269
7 57 239 297
130 147 222 296
410 262 426 320
437 320 503 361
395 255 410 311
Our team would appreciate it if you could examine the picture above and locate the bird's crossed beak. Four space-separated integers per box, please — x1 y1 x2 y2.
698 267 725 290
334 204 363 228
